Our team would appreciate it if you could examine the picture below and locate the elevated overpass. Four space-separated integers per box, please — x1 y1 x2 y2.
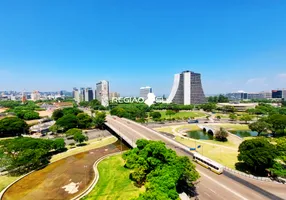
105 115 286 200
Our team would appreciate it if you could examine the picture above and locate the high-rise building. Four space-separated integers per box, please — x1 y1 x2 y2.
167 70 206 105
140 86 152 99
96 80 109 107
72 87 78 98
74 89 80 103
80 88 85 102
31 90 41 101
109 92 120 99
85 87 94 101
272 90 283 99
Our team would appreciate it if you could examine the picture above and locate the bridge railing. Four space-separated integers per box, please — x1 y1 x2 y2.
105 122 136 148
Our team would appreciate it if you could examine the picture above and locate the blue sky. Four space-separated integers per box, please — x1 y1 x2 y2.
0 0 286 96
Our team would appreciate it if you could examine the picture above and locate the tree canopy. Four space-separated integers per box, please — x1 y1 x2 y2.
0 117 28 137
93 112 106 129
248 121 270 136
238 138 278 175
0 137 65 174
123 139 199 200
215 127 228 141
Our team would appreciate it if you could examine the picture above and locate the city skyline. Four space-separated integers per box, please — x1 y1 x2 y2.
0 1 286 95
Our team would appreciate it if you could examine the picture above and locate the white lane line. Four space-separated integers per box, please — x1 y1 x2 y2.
107 118 149 140
196 168 249 200
204 192 211 197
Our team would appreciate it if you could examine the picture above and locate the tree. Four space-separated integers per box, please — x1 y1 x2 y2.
200 103 217 112
150 112 161 121
216 115 221 120
238 138 278 175
166 110 176 119
0 137 66 174
0 117 28 137
249 121 270 136
123 140 199 200
73 132 88 144
266 114 286 136
76 113 92 129
56 114 78 131
62 107 83 116
239 114 253 124
49 124 61 134
23 111 40 120
229 113 237 121
94 112 106 129
79 101 90 107
215 127 228 141
65 128 82 137
52 109 64 120
221 105 236 113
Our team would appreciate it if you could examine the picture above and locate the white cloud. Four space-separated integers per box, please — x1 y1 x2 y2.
246 78 267 85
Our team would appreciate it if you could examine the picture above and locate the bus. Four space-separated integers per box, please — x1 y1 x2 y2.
192 152 224 174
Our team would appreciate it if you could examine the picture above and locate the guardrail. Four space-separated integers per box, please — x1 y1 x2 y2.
223 167 273 182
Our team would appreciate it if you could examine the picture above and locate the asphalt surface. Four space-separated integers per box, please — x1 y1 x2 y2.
106 116 286 200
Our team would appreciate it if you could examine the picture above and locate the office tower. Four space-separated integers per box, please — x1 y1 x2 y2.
96 80 109 107
140 86 152 99
109 92 120 99
31 90 41 101
272 90 283 99
74 89 80 103
167 70 206 105
85 87 94 101
80 88 85 102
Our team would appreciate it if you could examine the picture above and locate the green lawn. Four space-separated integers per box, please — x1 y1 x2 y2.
157 111 206 119
211 123 250 131
82 154 144 200
0 175 19 192
176 136 239 169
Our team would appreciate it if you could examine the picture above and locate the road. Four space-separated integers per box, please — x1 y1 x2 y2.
106 116 286 200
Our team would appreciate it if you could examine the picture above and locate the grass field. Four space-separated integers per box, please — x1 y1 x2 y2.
0 175 19 192
83 154 144 200
51 136 117 163
176 136 239 169
157 111 206 119
211 123 250 131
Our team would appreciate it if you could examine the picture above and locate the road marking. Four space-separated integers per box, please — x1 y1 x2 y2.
204 192 211 197
196 168 249 200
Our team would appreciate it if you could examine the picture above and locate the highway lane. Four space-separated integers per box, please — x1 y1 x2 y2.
106 116 286 200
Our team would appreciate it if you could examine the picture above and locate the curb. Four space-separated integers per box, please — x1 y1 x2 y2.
71 152 124 200
0 136 118 200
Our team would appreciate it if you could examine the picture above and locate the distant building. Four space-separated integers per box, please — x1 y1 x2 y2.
225 91 248 101
247 93 263 99
109 92 120 99
272 90 283 99
80 88 85 102
140 86 152 100
73 88 80 103
260 91 272 99
31 91 41 101
167 70 206 105
96 80 109 107
85 87 94 101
